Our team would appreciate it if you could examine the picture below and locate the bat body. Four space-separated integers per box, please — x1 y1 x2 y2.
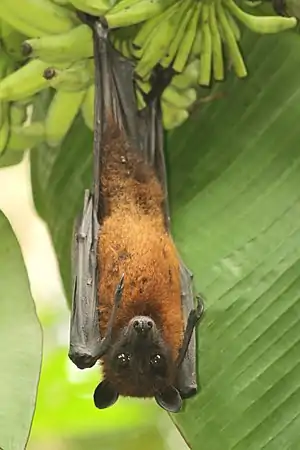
69 15 204 413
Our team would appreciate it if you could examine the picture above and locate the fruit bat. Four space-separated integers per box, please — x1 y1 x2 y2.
68 14 204 413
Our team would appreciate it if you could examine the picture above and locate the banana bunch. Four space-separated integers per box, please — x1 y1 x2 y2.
0 0 297 156
105 0 297 85
0 55 44 155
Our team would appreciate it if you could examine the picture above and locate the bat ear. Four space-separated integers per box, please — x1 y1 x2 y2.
93 379 119 409
155 385 182 413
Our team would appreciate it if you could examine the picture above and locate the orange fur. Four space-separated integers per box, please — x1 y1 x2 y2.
97 124 184 367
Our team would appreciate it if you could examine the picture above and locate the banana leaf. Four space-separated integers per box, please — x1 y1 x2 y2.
30 29 300 449
0 210 42 450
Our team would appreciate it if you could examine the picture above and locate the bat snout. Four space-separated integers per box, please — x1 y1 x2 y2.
130 316 155 337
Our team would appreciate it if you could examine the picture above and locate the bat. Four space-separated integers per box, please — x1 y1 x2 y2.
68 14 204 413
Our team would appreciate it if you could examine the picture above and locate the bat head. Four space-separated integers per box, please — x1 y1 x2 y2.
94 315 182 412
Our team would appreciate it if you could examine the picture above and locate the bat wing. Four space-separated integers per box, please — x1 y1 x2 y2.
69 15 199 396
176 261 198 398
69 189 101 369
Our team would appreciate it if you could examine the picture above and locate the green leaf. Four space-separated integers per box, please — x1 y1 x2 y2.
30 28 300 448
30 347 160 439
0 150 24 168
168 30 300 449
0 210 42 450
30 114 92 302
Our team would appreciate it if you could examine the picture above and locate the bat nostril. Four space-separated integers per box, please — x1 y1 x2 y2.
132 317 154 334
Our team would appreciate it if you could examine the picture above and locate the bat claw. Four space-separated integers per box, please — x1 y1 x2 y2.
114 273 125 306
195 294 205 321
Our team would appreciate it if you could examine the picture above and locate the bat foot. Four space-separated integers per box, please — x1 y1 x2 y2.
194 294 205 322
114 273 125 307
76 11 109 29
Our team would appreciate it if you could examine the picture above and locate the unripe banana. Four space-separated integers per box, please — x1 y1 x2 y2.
0 21 27 62
171 60 199 90
51 0 70 4
199 4 212 86
105 0 178 28
224 0 297 32
210 2 224 81
10 102 27 126
161 100 189 131
162 85 197 110
191 28 202 58
0 0 76 38
135 88 146 111
0 59 50 101
133 10 166 51
160 0 195 68
216 1 247 78
22 25 93 64
135 2 181 79
6 122 45 151
43 60 93 92
225 10 241 41
135 78 151 95
81 84 95 131
45 89 86 146
69 0 115 15
0 103 10 155
172 2 202 72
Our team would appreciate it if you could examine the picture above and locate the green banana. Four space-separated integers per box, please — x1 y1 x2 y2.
162 85 197 109
161 0 195 68
45 89 86 146
0 0 76 38
51 0 70 4
199 3 212 86
6 122 45 151
0 59 50 101
135 87 147 111
171 60 199 90
161 100 189 131
69 0 115 15
209 2 224 81
0 103 10 155
225 9 241 41
135 2 181 79
10 102 27 126
172 2 202 72
81 84 94 131
105 0 179 28
224 0 297 33
43 60 93 91
135 78 151 94
110 25 140 58
0 53 11 129
190 27 202 58
216 0 247 78
0 21 27 62
133 7 170 51
22 25 93 64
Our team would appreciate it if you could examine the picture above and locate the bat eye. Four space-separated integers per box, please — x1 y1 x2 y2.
150 354 164 368
116 352 131 367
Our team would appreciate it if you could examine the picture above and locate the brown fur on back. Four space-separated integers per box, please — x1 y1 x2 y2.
97 123 183 395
